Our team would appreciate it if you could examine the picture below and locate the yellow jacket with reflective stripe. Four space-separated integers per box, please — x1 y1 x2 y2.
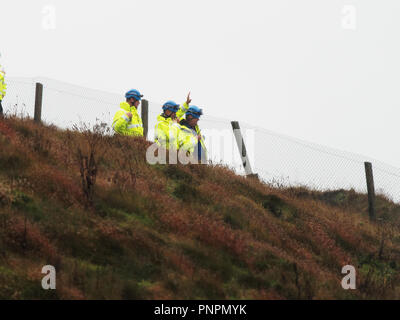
177 102 205 144
178 123 198 154
154 114 180 150
177 120 207 161
112 102 143 136
0 71 6 100
176 102 207 159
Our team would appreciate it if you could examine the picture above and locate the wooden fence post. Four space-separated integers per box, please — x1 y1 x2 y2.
141 99 149 139
364 161 376 221
34 83 43 123
231 121 258 179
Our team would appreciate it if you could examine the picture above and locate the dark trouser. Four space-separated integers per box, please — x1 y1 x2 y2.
194 141 207 164
0 99 3 116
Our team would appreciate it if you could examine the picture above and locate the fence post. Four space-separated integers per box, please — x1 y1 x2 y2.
141 99 149 139
231 121 258 179
364 162 376 221
34 83 43 123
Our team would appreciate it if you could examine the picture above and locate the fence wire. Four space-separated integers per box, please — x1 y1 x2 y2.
3 77 400 202
2 77 35 118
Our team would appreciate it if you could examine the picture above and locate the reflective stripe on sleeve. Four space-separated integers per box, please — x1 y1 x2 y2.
127 124 143 129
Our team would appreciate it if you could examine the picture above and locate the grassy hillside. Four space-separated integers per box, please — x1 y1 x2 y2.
1 116 400 299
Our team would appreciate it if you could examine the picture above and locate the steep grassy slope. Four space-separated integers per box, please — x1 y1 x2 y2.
0 116 400 299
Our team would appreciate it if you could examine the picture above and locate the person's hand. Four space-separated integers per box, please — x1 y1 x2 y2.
186 92 192 105
126 112 133 119
197 134 202 141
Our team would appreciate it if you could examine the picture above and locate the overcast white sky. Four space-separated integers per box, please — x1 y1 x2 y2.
2 0 400 167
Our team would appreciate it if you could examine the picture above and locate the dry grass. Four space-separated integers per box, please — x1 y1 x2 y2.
0 115 400 299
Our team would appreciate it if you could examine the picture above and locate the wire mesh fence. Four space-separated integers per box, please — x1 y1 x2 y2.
2 77 36 118
3 76 400 202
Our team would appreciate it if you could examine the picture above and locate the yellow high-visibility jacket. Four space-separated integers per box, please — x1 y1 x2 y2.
154 114 180 150
176 102 207 160
112 102 143 136
177 119 207 162
0 71 6 100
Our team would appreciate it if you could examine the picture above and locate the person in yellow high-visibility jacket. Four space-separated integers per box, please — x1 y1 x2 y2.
176 93 207 163
112 89 144 136
0 67 7 116
154 100 181 150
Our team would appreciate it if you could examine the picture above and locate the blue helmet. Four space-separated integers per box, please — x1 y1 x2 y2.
162 100 180 113
125 89 143 101
186 105 203 119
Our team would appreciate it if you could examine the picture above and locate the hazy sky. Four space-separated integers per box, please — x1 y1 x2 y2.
2 0 400 167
